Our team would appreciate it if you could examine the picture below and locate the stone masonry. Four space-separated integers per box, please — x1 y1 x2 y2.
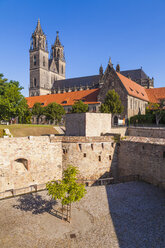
118 136 165 188
65 113 111 136
0 136 116 199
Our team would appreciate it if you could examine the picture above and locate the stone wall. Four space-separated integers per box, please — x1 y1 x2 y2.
0 136 62 198
62 136 117 180
65 113 111 136
0 135 116 198
118 136 165 189
128 127 165 138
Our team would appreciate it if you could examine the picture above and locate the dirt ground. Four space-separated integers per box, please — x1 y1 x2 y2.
0 182 165 248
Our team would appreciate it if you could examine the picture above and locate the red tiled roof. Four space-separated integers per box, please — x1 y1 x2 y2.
116 72 149 102
26 88 100 108
145 87 165 103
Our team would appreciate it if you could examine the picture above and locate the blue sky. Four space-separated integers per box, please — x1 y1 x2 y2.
0 0 165 96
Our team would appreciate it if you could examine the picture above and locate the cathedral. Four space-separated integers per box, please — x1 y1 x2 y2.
27 20 162 125
29 20 154 97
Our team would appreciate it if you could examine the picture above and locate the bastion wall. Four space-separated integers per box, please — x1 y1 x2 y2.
0 134 165 199
128 127 165 138
118 136 165 189
0 136 116 199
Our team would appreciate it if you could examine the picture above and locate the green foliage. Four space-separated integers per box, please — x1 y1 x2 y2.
100 89 124 114
0 74 29 123
130 114 155 125
46 165 86 206
32 102 44 124
71 100 88 113
147 101 165 125
130 100 165 125
44 102 65 124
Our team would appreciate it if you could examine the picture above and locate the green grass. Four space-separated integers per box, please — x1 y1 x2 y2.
0 124 59 137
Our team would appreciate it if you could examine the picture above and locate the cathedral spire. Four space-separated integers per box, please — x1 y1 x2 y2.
108 57 113 68
34 19 44 35
99 64 103 76
54 31 62 46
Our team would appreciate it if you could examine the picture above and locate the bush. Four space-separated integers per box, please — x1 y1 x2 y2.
130 114 155 125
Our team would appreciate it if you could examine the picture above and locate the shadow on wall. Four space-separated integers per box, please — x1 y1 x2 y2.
105 181 165 248
13 193 57 215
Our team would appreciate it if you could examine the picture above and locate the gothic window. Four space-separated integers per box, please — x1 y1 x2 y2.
34 78 36 87
61 65 63 74
34 38 36 48
130 99 132 109
33 55 36 66
93 106 96 112
43 56 45 67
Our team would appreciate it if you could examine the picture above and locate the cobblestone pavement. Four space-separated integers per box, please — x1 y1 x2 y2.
0 182 165 248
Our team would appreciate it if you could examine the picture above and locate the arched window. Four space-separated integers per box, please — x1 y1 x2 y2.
34 78 36 87
61 65 63 74
43 56 45 66
33 55 36 66
15 158 29 170
114 116 118 125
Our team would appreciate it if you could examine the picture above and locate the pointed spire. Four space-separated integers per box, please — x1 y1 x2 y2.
108 57 113 68
99 64 103 76
116 63 120 73
55 31 62 46
34 19 44 35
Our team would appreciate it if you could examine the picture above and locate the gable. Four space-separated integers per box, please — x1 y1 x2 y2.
116 72 149 102
49 59 57 72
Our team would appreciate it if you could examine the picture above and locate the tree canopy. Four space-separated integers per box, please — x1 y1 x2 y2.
46 165 86 222
32 102 44 124
0 74 30 123
147 100 165 125
71 100 88 113
100 89 124 114
44 102 65 124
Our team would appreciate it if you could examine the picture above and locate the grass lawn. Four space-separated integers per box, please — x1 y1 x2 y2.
0 124 59 137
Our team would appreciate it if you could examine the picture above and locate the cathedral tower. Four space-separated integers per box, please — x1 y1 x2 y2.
29 20 66 96
29 19 50 96
51 31 66 78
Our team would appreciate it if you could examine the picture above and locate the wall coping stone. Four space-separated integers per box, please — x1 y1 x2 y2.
121 136 165 145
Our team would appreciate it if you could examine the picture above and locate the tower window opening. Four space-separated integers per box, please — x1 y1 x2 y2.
91 144 94 150
79 144 82 151
34 78 37 87
98 156 101 162
43 56 45 66
33 55 36 66
62 65 63 74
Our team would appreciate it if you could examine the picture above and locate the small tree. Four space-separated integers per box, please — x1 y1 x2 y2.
44 102 65 124
147 100 165 125
46 165 86 222
100 89 124 114
71 100 88 113
32 102 44 124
